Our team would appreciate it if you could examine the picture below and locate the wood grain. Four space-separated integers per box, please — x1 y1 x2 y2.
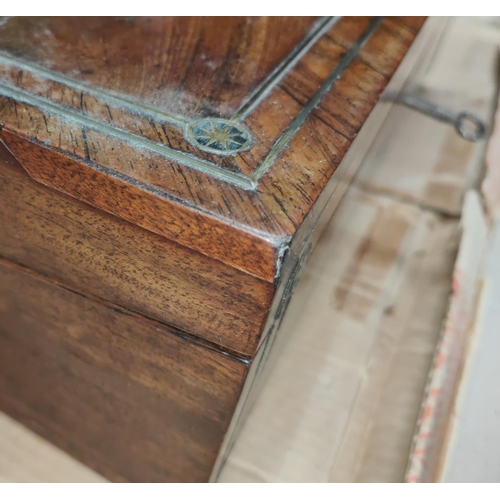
0 141 274 357
0 17 318 120
0 17 425 282
0 257 248 482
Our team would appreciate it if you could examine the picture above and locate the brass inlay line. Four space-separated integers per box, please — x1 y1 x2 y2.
0 82 255 189
0 52 189 127
250 17 384 182
230 16 339 122
0 18 337 129
0 17 384 188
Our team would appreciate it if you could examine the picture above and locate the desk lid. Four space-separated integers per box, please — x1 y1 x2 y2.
0 16 424 282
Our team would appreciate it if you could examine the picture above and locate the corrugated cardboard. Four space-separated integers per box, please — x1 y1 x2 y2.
405 191 488 483
438 215 500 482
409 72 500 483
406 27 500 484
356 18 498 216
483 93 500 217
219 186 459 483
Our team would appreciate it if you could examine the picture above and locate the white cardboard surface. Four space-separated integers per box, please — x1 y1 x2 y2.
356 18 498 217
439 218 500 482
405 191 488 482
220 187 459 483
0 413 104 483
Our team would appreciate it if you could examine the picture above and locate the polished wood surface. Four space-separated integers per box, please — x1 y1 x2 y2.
0 17 317 120
0 258 247 482
0 17 425 281
0 142 274 357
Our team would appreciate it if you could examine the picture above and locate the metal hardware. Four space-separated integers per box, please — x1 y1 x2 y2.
186 119 251 155
382 91 486 142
